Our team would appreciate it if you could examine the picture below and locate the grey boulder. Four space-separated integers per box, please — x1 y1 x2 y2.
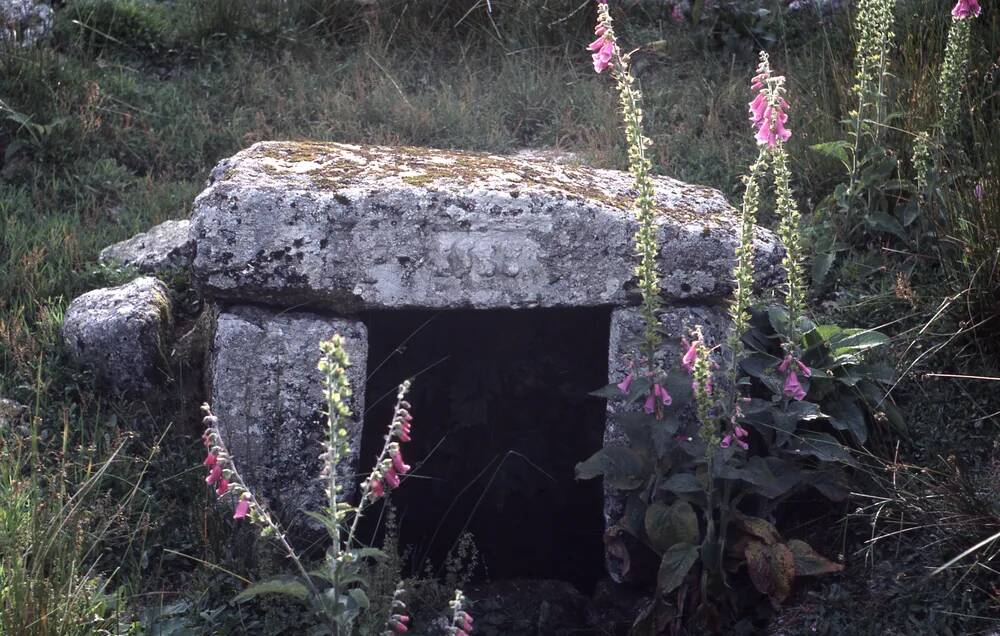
62 277 173 394
1 0 52 46
190 142 782 310
207 305 367 537
100 219 195 274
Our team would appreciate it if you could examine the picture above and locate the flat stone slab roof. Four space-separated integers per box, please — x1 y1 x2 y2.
190 141 782 311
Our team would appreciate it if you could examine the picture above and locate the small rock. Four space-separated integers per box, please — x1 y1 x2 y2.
62 277 173 394
207 305 367 539
0 0 52 47
0 397 28 431
100 219 195 274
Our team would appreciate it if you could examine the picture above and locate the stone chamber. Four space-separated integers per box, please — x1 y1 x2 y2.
62 141 784 633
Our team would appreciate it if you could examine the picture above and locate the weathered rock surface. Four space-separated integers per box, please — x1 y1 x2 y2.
0 397 29 431
603 304 731 583
100 219 195 274
207 305 367 536
190 141 782 310
62 277 173 394
1 0 52 46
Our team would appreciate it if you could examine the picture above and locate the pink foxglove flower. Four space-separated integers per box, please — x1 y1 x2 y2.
392 615 409 633
590 38 614 73
233 498 250 519
795 359 812 378
974 183 985 201
720 434 733 448
392 449 411 475
749 54 791 147
458 611 474 632
369 478 385 499
206 462 222 486
783 370 807 401
384 466 401 489
952 0 981 18
617 373 634 394
778 354 793 373
216 477 230 496
203 452 217 467
681 339 698 373
654 383 672 406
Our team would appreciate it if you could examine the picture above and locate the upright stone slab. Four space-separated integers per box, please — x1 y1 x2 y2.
190 142 783 310
207 305 367 536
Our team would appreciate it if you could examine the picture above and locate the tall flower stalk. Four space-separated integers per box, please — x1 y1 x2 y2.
591 1 661 367
849 0 897 177
938 0 981 133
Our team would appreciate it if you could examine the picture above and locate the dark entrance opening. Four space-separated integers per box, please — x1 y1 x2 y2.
360 307 611 594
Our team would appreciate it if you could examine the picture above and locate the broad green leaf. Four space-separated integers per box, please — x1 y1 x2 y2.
645 500 699 554
575 449 606 481
657 543 700 595
745 541 795 604
811 251 836 287
737 515 782 546
346 588 370 610
659 473 703 494
766 306 790 337
590 383 625 399
787 539 844 576
234 576 311 603
805 468 850 501
785 432 855 465
831 329 890 354
663 368 693 407
575 446 647 489
824 395 868 443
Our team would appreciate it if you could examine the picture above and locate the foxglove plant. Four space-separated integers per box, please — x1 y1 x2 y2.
938 0 981 133
590 1 665 392
579 17 886 628
198 335 471 634
446 590 474 636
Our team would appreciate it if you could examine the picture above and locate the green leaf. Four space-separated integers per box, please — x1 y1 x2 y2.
590 383 625 399
346 588 370 610
575 446 647 489
657 543 700 595
785 432 855 465
809 140 852 164
766 306 791 337
737 515 782 545
787 539 844 576
659 473 703 494
811 251 837 287
824 395 868 443
645 500 700 554
234 576 311 603
830 329 890 355
663 367 693 407
745 541 795 603
804 468 850 501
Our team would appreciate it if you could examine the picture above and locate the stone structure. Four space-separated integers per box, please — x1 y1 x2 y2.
65 141 783 567
207 305 368 531
62 276 172 394
100 219 195 274
1 0 52 46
